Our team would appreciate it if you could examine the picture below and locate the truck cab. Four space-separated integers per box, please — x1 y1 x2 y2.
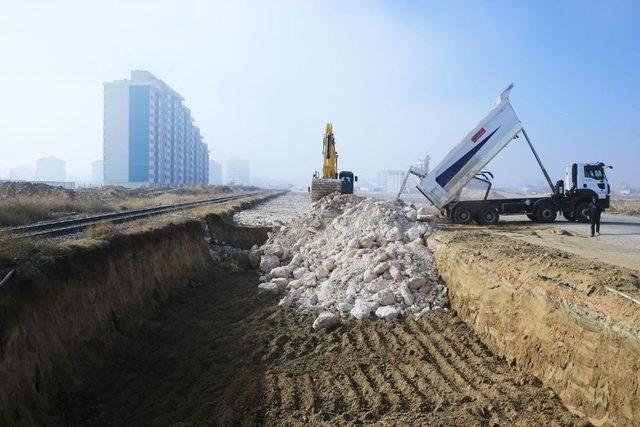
339 171 357 194
562 162 611 222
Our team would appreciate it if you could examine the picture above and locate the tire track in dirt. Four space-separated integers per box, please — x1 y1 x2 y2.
59 270 579 426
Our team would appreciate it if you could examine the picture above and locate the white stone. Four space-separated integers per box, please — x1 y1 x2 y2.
337 302 353 313
389 265 401 280
400 284 414 305
362 268 377 283
271 278 289 290
350 300 371 320
301 272 317 287
347 237 360 249
405 209 417 222
312 312 339 331
259 255 279 272
309 293 318 305
359 233 377 249
366 278 388 293
374 290 396 306
385 227 401 242
292 267 306 280
375 306 399 320
269 266 291 279
278 295 293 307
316 266 330 279
291 253 304 266
258 282 280 294
322 257 335 271
287 279 302 289
373 261 390 275
407 276 427 290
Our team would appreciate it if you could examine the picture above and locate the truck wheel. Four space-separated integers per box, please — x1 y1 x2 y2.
562 209 576 222
477 207 499 225
575 202 591 223
535 202 557 223
526 214 537 222
452 206 474 224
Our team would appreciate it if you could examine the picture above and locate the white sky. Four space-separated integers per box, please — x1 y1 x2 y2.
0 0 638 188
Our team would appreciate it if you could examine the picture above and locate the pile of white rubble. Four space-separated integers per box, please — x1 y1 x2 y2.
252 193 448 329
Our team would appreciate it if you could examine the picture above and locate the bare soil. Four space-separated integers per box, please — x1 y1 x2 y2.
58 269 577 426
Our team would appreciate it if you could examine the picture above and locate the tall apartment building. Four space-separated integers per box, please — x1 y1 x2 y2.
36 156 66 181
377 170 405 194
226 158 250 186
209 160 222 185
103 70 209 187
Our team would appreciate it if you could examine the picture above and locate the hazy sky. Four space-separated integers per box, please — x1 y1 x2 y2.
0 0 638 188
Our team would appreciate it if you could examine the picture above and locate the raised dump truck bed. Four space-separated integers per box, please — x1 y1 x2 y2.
401 85 611 224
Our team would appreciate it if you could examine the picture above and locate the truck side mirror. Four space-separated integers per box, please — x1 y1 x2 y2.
355 176 358 182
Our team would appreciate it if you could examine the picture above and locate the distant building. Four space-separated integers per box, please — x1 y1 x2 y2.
377 170 405 194
92 160 104 186
9 165 34 181
36 157 66 181
103 70 209 187
209 160 222 185
226 158 250 185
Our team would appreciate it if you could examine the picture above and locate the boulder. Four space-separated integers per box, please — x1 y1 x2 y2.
312 312 340 331
259 255 279 272
322 257 336 271
269 266 292 279
257 282 280 294
271 278 289 290
405 209 417 222
287 279 302 289
301 272 317 287
290 253 304 266
362 268 377 283
366 278 388 293
385 227 401 242
292 267 306 279
316 266 330 280
374 290 396 306
337 302 353 313
350 300 371 320
278 295 294 307
375 306 399 320
407 276 427 290
389 264 401 280
400 284 414 305
373 261 390 275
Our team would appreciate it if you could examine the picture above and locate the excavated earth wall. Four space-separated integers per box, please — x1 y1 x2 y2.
427 228 640 426
0 195 276 426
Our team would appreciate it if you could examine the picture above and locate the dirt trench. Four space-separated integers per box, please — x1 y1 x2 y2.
58 268 576 426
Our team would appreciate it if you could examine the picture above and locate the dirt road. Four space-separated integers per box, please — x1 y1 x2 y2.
497 213 640 271
58 268 576 426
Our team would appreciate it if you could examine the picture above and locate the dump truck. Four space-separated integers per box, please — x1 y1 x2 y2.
310 123 357 201
398 84 611 224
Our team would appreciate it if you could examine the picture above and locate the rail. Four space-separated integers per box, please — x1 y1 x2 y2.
1 191 271 238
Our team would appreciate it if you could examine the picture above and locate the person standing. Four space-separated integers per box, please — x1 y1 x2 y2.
588 196 602 237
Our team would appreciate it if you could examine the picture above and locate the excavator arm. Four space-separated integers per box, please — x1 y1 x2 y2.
322 123 338 179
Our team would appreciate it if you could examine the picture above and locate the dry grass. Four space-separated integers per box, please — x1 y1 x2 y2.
609 198 640 217
0 195 109 227
84 221 119 240
0 234 63 270
0 185 242 227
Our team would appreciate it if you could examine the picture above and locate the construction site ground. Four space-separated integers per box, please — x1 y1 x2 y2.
491 213 640 272
60 268 576 426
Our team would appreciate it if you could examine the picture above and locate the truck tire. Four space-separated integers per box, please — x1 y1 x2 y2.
452 205 474 224
562 209 576 222
575 202 591 223
526 214 537 222
476 207 499 225
535 202 557 223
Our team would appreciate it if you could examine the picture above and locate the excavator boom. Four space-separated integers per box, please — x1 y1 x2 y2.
322 123 338 179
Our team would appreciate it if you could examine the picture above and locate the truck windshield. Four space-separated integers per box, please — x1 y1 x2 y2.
584 165 605 180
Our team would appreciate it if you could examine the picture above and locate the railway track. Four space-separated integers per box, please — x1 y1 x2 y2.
2 191 271 238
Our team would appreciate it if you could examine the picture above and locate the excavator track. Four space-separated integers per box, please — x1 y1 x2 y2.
310 178 342 202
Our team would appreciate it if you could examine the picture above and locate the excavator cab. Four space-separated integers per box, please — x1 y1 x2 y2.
339 171 357 194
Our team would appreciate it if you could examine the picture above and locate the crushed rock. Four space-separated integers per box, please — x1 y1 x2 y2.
253 193 448 322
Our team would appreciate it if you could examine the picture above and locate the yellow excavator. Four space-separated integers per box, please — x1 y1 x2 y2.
310 123 357 201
